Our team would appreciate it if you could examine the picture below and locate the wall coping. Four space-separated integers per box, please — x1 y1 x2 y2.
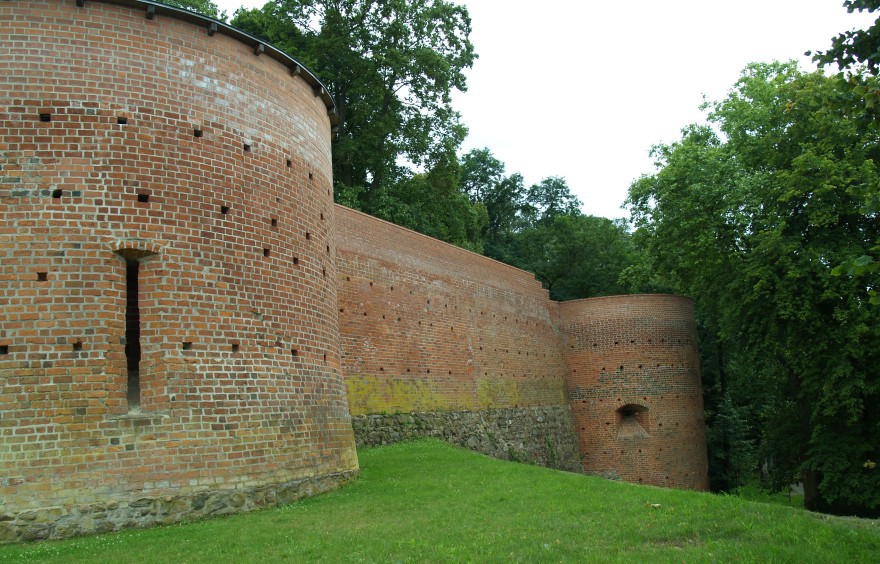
558 294 694 306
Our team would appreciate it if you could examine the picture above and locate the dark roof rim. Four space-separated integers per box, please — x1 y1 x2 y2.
64 0 338 127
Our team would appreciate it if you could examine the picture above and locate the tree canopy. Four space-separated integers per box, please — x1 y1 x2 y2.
627 61 880 515
232 0 475 212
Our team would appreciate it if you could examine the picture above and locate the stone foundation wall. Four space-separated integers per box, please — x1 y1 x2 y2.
352 406 582 472
0 470 356 544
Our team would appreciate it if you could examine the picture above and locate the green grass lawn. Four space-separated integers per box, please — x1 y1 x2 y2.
2 439 878 562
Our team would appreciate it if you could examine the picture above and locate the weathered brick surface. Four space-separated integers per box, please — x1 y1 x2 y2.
0 0 356 541
334 210 708 491
335 206 568 414
560 295 709 490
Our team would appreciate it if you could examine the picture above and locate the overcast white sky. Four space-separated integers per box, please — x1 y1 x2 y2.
215 0 875 219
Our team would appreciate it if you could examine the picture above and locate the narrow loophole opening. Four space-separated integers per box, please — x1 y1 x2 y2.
125 259 141 410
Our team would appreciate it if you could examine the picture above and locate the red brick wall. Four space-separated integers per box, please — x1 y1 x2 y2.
1 2 710 541
560 295 709 490
0 0 356 522
335 206 567 414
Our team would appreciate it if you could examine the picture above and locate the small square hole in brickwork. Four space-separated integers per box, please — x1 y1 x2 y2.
137 193 150 203
291 348 298 357
263 248 271 257
194 128 203 138
117 117 128 125
326 245 330 253
305 232 311 240
221 205 230 215
72 341 83 352
243 143 252 152
271 218 278 227
322 268 327 277
308 172 314 180
286 159 292 167
323 353 327 362
292 257 299 265
320 213 324 221
0 345 8 355
39 113 51 122
231 344 240 353
52 189 63 199
37 272 48 282
182 341 192 350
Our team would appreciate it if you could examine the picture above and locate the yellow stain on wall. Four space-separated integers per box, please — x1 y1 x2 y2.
345 375 474 415
346 374 568 415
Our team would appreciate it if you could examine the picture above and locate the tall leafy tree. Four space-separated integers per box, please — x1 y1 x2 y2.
811 1 880 297
507 213 635 301
232 0 475 213
628 62 880 515
380 150 487 252
161 0 225 19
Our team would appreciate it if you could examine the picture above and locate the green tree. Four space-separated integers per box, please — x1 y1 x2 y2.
523 176 582 224
232 0 476 213
379 151 486 252
161 0 225 19
506 213 635 301
811 1 880 298
460 148 505 203
628 61 880 515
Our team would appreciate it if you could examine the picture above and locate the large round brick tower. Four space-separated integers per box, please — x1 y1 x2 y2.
559 295 709 490
0 0 357 542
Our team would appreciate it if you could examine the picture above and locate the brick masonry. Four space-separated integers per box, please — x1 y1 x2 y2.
0 0 356 543
335 209 709 490
0 0 708 545
559 295 709 489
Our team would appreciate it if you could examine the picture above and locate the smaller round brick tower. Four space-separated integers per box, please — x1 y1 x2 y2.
559 295 709 490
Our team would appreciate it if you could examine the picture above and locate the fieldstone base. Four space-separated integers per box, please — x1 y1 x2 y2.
352 406 582 472
0 470 357 545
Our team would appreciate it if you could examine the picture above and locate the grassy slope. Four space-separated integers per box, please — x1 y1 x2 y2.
2 439 878 562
